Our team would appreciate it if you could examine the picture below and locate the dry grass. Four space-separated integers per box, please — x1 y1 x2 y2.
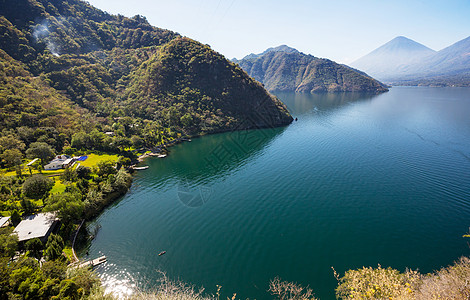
129 273 212 300
334 257 470 300
269 277 317 300
414 257 470 300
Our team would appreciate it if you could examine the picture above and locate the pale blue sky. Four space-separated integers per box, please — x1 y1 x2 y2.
86 0 470 63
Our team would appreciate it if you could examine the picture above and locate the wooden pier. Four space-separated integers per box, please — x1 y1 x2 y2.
78 255 107 268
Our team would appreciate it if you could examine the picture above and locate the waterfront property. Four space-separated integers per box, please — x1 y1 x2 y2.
13 212 59 243
44 155 76 170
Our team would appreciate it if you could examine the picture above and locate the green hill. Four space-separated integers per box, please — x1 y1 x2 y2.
0 0 292 156
122 37 292 132
236 47 388 93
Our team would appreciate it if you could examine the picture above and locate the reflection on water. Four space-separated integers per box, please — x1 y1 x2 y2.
95 261 137 298
275 91 380 115
140 126 287 187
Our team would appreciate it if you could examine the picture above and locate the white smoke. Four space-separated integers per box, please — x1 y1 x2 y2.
31 20 60 56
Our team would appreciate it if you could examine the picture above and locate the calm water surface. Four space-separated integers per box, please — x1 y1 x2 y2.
82 87 470 299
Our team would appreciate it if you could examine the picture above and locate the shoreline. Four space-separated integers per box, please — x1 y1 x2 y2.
76 123 292 260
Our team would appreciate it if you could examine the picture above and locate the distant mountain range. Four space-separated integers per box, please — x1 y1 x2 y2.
234 46 388 93
351 36 470 86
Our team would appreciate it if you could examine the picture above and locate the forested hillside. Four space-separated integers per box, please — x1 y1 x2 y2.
0 0 292 160
235 46 388 93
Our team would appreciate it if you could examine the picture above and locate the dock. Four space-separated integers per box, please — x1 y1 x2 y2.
78 255 107 268
133 166 149 170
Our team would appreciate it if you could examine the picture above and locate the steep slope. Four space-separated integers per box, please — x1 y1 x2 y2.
0 0 178 60
0 49 84 133
351 36 436 80
0 0 292 156
237 47 388 93
123 38 292 131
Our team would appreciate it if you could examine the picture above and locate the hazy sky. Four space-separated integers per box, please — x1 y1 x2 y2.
86 0 470 63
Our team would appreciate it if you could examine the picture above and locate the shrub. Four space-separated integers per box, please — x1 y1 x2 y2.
23 175 54 199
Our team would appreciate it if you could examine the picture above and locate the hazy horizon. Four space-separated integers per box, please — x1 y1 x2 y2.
86 0 470 64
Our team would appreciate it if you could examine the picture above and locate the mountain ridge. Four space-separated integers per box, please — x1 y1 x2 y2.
236 46 388 93
233 45 300 63
352 35 470 86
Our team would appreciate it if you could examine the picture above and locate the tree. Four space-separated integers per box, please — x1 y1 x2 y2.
94 160 117 177
25 238 43 259
180 113 194 127
75 166 91 179
45 193 84 224
71 132 90 150
44 234 64 261
118 156 132 169
20 197 36 214
131 135 143 148
66 267 101 298
55 279 80 300
25 142 55 166
0 227 18 257
1 149 23 168
10 210 21 226
0 135 25 153
60 168 77 183
23 175 54 199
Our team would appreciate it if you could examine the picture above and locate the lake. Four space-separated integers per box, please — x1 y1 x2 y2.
82 87 470 299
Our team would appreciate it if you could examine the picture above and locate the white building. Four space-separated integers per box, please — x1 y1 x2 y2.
44 155 75 170
0 216 10 228
13 212 59 243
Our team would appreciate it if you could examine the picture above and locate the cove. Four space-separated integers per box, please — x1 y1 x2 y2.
82 87 470 299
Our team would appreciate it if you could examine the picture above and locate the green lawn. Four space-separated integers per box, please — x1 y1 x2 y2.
63 246 75 262
78 153 119 168
1 153 120 177
50 179 67 194
3 166 65 177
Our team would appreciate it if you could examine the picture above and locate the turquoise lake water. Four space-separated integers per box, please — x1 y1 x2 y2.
83 87 470 299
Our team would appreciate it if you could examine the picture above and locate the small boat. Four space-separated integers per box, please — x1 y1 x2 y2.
158 251 166 256
157 154 167 158
133 166 149 170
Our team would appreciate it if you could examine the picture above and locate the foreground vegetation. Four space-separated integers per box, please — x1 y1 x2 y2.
111 256 470 299
0 156 132 299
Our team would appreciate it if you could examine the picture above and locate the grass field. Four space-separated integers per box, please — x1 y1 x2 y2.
2 153 120 177
78 153 119 168
50 179 67 194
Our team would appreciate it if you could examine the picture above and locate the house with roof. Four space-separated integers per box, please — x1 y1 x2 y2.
0 216 10 228
44 155 76 170
13 212 59 243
